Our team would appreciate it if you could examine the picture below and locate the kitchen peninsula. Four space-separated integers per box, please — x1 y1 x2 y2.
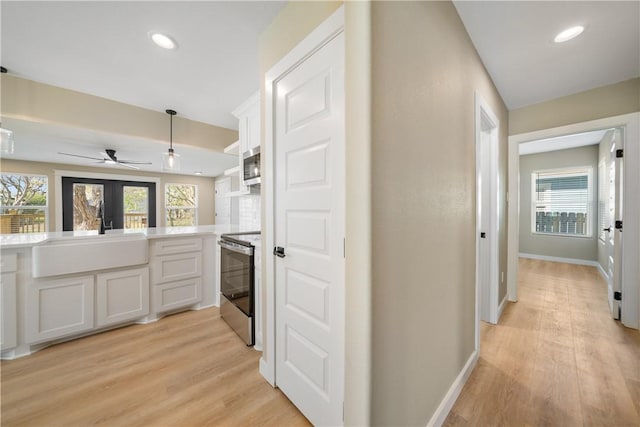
0 225 254 359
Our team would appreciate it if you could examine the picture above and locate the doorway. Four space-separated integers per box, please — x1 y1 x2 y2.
508 113 639 329
62 177 156 231
263 6 346 427
475 94 500 330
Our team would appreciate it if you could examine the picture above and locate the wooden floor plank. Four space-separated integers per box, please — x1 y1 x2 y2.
1 308 311 427
445 258 640 426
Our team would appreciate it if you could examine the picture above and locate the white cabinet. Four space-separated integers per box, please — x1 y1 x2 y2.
96 267 149 327
27 275 94 344
1 252 18 350
150 237 203 314
153 277 202 313
215 177 238 225
231 91 260 194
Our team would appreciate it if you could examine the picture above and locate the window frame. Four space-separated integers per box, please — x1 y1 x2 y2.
165 183 199 227
530 166 594 238
0 172 49 233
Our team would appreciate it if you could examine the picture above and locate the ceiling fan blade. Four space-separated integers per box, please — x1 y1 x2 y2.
117 162 140 170
119 160 153 165
58 152 104 161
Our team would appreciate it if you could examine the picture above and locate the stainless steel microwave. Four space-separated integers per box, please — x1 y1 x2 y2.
243 147 261 187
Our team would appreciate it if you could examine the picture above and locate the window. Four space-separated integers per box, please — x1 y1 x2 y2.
531 167 593 237
61 177 156 231
165 184 198 226
0 174 48 234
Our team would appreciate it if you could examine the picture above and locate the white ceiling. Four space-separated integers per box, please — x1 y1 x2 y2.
2 1 638 176
1 1 284 176
454 1 640 109
2 117 237 177
518 128 609 155
1 1 286 130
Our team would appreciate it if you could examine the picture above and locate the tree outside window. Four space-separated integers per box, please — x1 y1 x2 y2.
165 184 197 226
0 174 48 233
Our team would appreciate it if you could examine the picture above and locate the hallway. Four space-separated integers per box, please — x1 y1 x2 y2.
445 258 640 426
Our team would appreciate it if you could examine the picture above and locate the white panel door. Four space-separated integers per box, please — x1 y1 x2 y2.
606 131 623 319
478 130 491 322
274 32 345 426
215 178 232 225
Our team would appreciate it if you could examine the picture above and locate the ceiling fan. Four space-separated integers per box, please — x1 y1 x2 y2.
58 149 152 170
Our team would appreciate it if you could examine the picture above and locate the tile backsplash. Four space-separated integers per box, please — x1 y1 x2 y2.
238 195 261 230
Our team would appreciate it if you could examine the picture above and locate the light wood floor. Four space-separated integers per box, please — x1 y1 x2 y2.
445 258 640 427
1 308 311 427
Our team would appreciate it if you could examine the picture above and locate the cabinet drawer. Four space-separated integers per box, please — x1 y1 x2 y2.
27 275 94 344
1 253 17 273
151 238 202 256
96 267 149 327
151 252 202 284
153 278 202 313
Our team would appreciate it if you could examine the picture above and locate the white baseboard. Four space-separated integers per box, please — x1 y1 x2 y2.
596 263 609 282
259 357 275 386
425 349 479 427
498 294 508 321
519 253 599 267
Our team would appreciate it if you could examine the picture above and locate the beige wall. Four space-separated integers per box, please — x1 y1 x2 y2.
0 158 216 230
370 2 508 425
519 145 599 261
509 78 640 135
1 74 238 152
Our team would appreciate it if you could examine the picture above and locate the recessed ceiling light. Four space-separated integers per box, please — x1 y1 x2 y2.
554 26 584 43
194 171 203 175
150 32 177 50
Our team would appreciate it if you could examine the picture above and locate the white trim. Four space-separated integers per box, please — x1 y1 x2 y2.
425 349 479 427
54 169 161 231
262 5 345 388
498 294 508 321
596 262 609 282
508 113 639 330
519 252 600 267
259 357 274 386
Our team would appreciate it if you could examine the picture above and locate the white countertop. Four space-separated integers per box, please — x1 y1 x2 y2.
0 224 258 248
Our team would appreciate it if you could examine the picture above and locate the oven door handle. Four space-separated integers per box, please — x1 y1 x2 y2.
218 240 253 256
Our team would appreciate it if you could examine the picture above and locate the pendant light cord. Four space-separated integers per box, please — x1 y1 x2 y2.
166 109 177 151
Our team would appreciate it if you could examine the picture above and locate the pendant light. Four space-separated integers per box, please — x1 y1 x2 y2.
162 109 181 171
0 66 14 155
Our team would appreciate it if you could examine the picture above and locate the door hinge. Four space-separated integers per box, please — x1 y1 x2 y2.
615 220 623 230
614 291 622 301
616 149 624 158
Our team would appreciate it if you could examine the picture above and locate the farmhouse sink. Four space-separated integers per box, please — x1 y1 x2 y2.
32 233 148 278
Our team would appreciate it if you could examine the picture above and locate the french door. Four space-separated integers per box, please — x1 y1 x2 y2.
62 177 156 231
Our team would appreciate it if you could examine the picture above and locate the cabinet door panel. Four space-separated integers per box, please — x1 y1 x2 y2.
153 278 202 313
96 267 149 327
151 252 202 284
1 273 17 350
27 276 94 344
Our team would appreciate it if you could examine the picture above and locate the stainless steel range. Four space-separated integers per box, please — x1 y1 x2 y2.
218 231 260 346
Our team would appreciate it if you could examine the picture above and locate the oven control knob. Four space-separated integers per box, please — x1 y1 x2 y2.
273 246 286 258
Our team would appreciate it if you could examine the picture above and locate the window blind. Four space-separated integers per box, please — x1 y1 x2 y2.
532 168 591 236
